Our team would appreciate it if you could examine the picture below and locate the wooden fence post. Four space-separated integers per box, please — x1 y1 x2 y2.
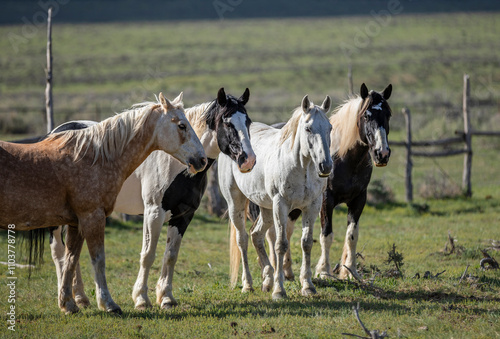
347 64 354 96
462 74 472 197
403 107 413 203
45 6 54 133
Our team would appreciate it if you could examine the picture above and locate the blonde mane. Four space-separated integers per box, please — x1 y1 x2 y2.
46 102 165 164
184 102 213 136
279 106 304 148
329 96 369 158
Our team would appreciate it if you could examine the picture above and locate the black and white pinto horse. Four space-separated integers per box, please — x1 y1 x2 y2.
260 84 392 281
49 88 256 309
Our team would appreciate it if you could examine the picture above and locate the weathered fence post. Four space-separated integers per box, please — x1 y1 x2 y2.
403 107 413 203
347 64 354 96
462 74 472 197
45 6 54 133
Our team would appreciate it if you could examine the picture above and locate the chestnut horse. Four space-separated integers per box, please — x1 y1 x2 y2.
0 93 207 314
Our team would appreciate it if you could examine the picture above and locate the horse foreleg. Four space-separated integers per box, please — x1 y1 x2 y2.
230 202 253 293
271 195 289 300
132 205 165 310
81 211 121 314
156 214 191 309
315 192 335 278
59 226 84 314
250 207 274 292
266 214 296 281
339 193 365 280
300 202 320 296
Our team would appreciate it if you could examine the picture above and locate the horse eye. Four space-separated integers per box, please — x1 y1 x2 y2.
305 127 312 133
178 123 186 130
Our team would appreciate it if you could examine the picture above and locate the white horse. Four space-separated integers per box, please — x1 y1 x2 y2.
218 95 332 299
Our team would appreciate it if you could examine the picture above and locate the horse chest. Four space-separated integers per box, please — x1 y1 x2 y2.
329 156 372 205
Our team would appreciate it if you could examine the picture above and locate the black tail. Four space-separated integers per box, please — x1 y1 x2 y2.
19 229 48 278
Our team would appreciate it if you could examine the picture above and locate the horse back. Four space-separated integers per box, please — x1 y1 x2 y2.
0 141 77 229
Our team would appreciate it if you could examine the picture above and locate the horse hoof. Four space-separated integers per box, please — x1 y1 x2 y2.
272 292 287 301
107 306 123 315
135 303 151 311
284 273 295 282
61 300 80 314
75 297 91 308
301 287 317 297
261 284 272 292
134 296 152 310
242 286 254 293
161 300 178 310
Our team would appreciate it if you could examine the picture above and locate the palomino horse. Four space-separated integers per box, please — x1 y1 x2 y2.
48 88 255 309
218 95 332 299
0 93 207 314
262 83 393 281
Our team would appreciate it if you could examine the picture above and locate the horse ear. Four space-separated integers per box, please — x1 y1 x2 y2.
360 83 369 100
217 87 227 106
382 84 392 100
173 91 183 105
239 88 250 105
321 95 331 113
301 95 311 113
159 92 174 110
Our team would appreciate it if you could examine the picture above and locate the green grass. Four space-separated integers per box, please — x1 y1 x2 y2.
0 195 499 338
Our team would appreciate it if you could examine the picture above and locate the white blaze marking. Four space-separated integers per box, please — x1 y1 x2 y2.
375 127 389 151
372 102 383 110
230 111 254 157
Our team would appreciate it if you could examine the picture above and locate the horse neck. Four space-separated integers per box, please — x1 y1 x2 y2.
107 110 159 182
283 125 311 170
186 103 220 159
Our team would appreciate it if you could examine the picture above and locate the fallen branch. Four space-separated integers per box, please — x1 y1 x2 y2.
457 264 470 288
480 249 499 270
342 302 388 339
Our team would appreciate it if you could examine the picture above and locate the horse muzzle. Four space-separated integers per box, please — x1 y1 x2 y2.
188 156 207 174
237 151 256 173
373 148 391 167
318 161 333 178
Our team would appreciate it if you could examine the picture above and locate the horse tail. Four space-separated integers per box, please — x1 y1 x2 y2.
19 229 48 277
229 219 240 289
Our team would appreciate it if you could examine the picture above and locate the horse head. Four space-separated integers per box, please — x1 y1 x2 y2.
157 92 207 174
358 83 392 167
298 95 333 177
209 87 256 173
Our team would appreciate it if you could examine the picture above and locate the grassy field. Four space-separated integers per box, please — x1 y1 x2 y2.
1 11 500 339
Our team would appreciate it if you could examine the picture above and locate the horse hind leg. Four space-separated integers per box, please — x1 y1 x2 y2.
52 225 90 308
250 207 274 292
58 226 84 314
132 205 166 310
81 210 122 314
